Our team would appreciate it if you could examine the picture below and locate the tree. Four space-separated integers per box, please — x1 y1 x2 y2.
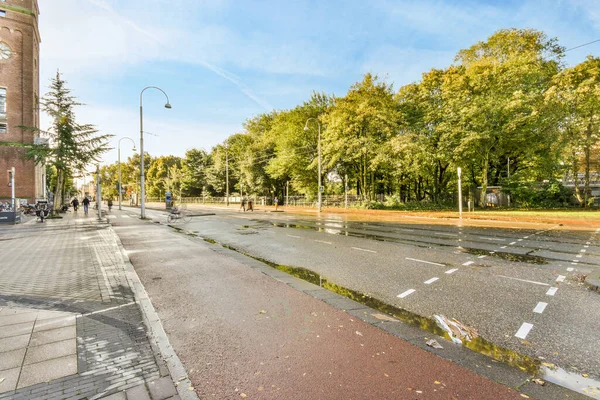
26 71 112 212
446 29 563 206
181 148 210 196
546 56 600 206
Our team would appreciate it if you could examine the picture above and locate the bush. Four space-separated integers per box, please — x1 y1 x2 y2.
507 180 572 208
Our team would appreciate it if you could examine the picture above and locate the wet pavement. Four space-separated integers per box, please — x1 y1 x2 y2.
129 205 600 398
110 209 542 400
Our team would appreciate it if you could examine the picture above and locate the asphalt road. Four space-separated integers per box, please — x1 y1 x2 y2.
120 206 600 396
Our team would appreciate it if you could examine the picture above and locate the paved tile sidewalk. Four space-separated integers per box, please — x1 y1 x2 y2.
0 213 182 400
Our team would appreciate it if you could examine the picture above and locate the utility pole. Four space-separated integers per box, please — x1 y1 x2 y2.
225 149 229 206
507 157 511 208
458 167 463 218
96 164 102 220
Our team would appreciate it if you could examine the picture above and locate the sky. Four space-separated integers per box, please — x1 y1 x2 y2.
38 0 600 167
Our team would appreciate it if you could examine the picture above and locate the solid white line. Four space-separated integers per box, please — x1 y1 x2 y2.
286 234 301 239
546 287 558 296
462 261 474 266
533 302 548 314
445 268 458 274
515 323 534 339
478 255 487 259
351 247 377 253
400 229 415 232
314 240 332 244
397 289 416 298
556 275 566 282
405 258 445 267
567 267 574 272
424 277 439 284
435 232 457 237
496 275 549 286
478 236 505 241
509 241 517 245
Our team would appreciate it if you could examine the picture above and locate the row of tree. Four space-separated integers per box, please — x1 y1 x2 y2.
44 29 600 209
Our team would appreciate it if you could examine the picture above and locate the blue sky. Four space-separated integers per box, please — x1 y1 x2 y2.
38 0 600 165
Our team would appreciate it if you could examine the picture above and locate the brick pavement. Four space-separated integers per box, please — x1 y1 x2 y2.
0 212 184 400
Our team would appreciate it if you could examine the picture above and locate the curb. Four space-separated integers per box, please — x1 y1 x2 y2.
110 223 200 400
585 269 600 292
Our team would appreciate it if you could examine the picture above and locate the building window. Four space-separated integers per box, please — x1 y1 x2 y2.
0 88 6 120
0 123 6 134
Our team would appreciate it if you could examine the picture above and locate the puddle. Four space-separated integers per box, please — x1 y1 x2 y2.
220 243 540 375
464 248 548 265
543 366 600 399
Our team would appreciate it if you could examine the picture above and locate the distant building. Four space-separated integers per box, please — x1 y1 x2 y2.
0 0 43 202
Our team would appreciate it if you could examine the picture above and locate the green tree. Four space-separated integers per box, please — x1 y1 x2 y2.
26 72 112 211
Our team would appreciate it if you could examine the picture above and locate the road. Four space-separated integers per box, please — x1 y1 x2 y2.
118 205 600 397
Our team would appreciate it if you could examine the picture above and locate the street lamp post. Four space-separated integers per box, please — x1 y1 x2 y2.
140 86 171 219
304 118 322 213
118 137 137 211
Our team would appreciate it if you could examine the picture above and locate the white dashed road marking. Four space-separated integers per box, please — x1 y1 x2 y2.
556 275 566 282
287 234 301 239
477 255 487 259
500 246 507 249
445 268 458 274
515 323 534 339
398 289 416 298
462 261 474 266
546 287 558 296
567 267 574 272
424 277 439 284
435 232 457 237
351 247 377 253
314 240 332 244
533 302 548 314
496 275 549 286
509 241 517 245
405 258 445 267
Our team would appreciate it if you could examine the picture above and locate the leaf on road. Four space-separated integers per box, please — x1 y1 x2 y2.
520 394 530 398
426 339 443 349
541 362 555 368
434 381 441 385
582 373 589 377
355 331 363 336
240 394 247 398
371 313 397 322
259 310 267 314
532 378 545 386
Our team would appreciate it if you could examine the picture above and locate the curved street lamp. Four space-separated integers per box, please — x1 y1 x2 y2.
140 86 171 219
304 118 322 213
118 137 136 210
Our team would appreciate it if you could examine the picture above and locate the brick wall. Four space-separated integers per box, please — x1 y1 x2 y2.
0 0 41 202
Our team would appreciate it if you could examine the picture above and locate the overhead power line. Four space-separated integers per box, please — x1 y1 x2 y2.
565 39 600 52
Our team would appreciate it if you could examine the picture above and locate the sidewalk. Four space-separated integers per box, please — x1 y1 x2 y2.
0 211 190 400
109 209 583 400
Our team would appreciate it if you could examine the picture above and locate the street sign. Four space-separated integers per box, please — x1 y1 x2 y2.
319 186 324 193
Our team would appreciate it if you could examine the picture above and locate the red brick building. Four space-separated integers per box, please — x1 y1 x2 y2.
0 0 43 203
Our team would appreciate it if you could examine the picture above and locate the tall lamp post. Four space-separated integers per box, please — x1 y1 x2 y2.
118 137 137 210
140 86 171 219
304 118 322 213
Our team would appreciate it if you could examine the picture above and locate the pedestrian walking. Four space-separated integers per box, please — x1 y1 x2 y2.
107 198 113 212
82 197 90 215
71 198 79 212
240 197 247 212
247 199 253 212
274 196 279 211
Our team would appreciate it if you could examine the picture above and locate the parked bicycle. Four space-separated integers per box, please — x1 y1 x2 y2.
167 206 191 224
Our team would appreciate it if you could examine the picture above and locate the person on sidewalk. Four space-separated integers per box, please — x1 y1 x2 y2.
247 199 253 211
108 198 113 212
274 196 279 211
71 198 79 212
82 197 90 215
240 197 247 212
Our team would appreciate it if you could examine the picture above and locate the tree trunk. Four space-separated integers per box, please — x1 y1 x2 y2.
53 168 64 214
480 157 489 208
584 122 592 208
572 151 583 205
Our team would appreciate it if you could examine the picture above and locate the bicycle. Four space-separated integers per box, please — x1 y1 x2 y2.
167 207 191 224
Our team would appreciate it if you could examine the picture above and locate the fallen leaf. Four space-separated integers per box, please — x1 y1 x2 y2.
240 394 247 398
384 373 389 377
0 378 4 384
582 373 589 377
434 381 441 385
188 387 195 391
355 331 363 336
371 313 397 322
532 378 545 386
258 386 264 391
541 362 555 368
259 310 267 314
416 390 423 394
426 339 443 349
520 394 530 398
